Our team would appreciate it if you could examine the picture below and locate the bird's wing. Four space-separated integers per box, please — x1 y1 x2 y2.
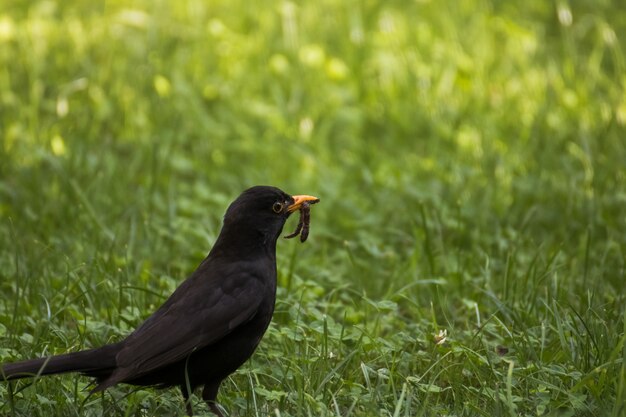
108 265 264 383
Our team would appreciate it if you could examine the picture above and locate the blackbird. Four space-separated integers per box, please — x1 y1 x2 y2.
1 186 320 417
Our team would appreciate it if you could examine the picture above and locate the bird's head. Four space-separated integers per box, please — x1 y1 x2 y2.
215 186 319 256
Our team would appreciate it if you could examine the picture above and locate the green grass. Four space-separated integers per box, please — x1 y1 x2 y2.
1 0 625 415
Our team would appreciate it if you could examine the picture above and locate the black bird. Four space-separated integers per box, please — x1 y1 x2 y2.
1 186 320 416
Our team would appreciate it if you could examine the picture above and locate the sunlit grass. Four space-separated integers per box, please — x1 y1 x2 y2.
1 0 625 416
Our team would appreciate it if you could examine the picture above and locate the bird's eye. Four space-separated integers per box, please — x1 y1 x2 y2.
272 202 284 213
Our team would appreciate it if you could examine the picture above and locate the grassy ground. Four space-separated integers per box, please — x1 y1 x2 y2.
1 0 625 416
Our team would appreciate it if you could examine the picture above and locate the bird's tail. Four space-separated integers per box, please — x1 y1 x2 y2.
1 342 122 381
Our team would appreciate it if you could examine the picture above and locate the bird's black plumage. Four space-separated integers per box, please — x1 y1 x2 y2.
0 185 319 416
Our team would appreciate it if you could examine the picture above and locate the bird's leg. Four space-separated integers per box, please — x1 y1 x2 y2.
202 382 224 417
180 385 194 416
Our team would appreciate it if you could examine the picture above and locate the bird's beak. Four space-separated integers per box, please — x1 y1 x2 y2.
287 195 320 212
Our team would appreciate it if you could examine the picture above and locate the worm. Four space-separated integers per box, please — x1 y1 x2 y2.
284 202 311 242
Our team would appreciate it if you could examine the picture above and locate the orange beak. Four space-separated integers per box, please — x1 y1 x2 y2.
287 195 320 212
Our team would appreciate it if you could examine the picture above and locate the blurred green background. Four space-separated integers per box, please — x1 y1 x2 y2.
1 0 625 416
